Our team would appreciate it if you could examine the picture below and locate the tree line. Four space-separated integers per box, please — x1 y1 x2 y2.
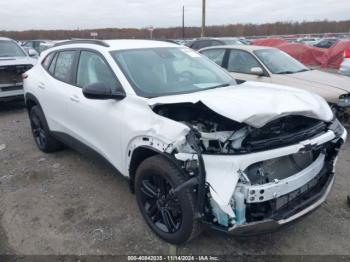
1 20 350 40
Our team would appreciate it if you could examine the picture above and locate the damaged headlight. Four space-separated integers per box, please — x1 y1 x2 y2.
337 94 350 107
328 118 344 137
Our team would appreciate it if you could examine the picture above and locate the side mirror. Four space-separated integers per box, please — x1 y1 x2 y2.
27 48 38 57
82 82 126 100
250 67 264 76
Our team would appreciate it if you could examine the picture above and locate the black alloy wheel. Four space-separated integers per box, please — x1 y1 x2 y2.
135 155 201 244
29 106 63 153
140 173 182 233
30 109 47 149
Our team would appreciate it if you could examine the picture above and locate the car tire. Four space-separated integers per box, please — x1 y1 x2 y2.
135 155 201 244
29 105 63 153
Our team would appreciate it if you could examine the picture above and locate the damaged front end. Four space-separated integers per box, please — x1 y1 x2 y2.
0 64 33 100
152 102 347 236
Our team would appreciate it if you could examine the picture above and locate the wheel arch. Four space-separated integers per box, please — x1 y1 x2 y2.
128 146 160 193
25 92 42 112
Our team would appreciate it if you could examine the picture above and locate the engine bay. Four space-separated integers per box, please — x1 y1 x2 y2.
153 102 327 154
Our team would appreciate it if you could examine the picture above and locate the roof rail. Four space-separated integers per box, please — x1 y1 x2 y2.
54 39 110 48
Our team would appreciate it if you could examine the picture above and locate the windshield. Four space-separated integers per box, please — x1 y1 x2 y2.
111 47 235 97
0 41 26 57
254 49 309 74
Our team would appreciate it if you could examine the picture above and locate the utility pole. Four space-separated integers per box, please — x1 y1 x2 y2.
201 0 206 37
148 26 154 39
182 5 185 39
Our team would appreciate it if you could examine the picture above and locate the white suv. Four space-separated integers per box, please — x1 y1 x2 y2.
24 40 347 244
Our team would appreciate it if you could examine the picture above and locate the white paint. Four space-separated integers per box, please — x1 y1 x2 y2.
149 83 333 128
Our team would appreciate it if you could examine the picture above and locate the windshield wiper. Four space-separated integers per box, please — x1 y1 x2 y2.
275 70 296 75
276 68 310 74
295 68 310 73
206 83 231 90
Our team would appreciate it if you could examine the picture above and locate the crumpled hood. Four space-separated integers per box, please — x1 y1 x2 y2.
0 56 36 67
283 70 350 93
148 82 333 128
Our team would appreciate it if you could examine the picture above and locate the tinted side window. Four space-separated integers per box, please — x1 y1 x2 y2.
192 40 209 50
191 41 200 50
54 51 76 83
228 50 260 74
77 51 121 92
201 49 226 66
41 52 55 70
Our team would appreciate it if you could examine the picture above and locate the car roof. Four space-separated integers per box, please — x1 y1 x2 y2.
106 39 179 50
0 37 14 41
23 39 50 42
50 39 179 52
217 37 240 40
199 44 275 52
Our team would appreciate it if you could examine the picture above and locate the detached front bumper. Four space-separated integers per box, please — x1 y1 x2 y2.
227 171 334 236
202 123 347 236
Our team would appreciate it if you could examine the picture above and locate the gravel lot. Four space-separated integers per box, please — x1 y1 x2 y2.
0 101 350 257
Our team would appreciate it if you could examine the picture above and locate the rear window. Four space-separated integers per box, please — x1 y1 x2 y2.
53 51 76 83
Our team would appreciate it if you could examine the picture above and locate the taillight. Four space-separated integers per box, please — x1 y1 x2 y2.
22 73 28 80
344 49 350 59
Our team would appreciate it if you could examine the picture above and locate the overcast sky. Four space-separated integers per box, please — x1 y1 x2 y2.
0 0 348 31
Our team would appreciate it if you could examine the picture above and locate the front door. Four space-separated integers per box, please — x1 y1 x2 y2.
67 50 126 167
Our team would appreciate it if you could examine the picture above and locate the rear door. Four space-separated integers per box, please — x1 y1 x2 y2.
225 49 271 84
38 50 79 133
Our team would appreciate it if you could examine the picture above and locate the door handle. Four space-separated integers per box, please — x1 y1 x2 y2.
70 94 80 103
38 82 46 89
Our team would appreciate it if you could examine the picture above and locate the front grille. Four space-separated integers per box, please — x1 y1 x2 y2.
245 139 341 223
272 165 332 219
242 116 327 152
246 164 333 222
1 85 23 92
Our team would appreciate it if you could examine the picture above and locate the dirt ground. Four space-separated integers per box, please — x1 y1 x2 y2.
0 101 350 257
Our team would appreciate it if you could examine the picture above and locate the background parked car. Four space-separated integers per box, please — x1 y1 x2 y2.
339 47 350 77
313 38 339 48
199 45 350 123
296 37 320 45
22 40 49 53
22 46 39 58
188 37 244 50
239 38 252 45
0 37 37 102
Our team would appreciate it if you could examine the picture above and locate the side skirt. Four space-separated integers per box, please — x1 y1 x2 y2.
51 131 124 177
